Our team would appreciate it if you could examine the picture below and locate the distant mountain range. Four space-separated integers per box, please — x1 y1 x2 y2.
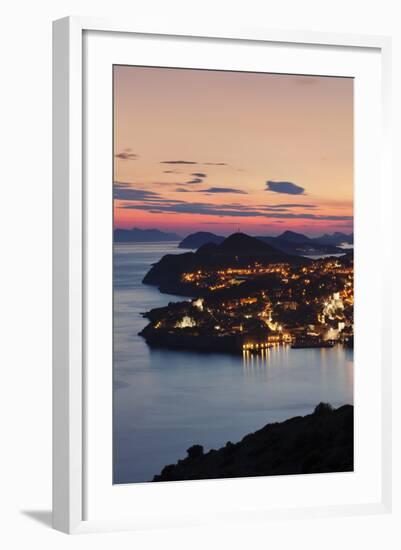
178 230 353 256
114 227 180 242
114 227 354 255
313 232 354 246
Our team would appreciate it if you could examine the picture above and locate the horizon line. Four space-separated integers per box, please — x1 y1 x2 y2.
113 227 354 238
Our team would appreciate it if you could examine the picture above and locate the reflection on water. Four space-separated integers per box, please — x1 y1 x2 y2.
113 243 354 484
242 344 352 373
242 345 290 378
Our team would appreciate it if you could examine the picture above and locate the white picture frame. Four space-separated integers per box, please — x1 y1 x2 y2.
52 16 392 534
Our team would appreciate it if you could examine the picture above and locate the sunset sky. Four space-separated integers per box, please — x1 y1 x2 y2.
113 66 353 237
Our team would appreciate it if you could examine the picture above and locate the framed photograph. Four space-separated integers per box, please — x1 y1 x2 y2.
53 17 392 534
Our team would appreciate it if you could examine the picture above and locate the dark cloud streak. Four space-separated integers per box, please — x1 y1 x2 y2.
200 187 248 195
265 203 316 209
114 181 350 221
113 182 161 201
161 160 198 165
119 198 352 221
115 150 138 161
160 160 228 166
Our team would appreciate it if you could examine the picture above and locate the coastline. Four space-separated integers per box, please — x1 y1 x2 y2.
113 242 353 484
153 403 354 482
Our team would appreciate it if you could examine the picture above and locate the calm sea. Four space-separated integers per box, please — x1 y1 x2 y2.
113 242 354 484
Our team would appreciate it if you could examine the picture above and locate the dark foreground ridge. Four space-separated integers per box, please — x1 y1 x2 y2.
153 403 353 482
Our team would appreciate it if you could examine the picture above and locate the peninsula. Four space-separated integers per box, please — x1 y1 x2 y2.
139 233 353 354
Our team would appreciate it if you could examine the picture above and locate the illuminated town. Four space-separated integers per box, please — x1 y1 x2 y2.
140 236 353 354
